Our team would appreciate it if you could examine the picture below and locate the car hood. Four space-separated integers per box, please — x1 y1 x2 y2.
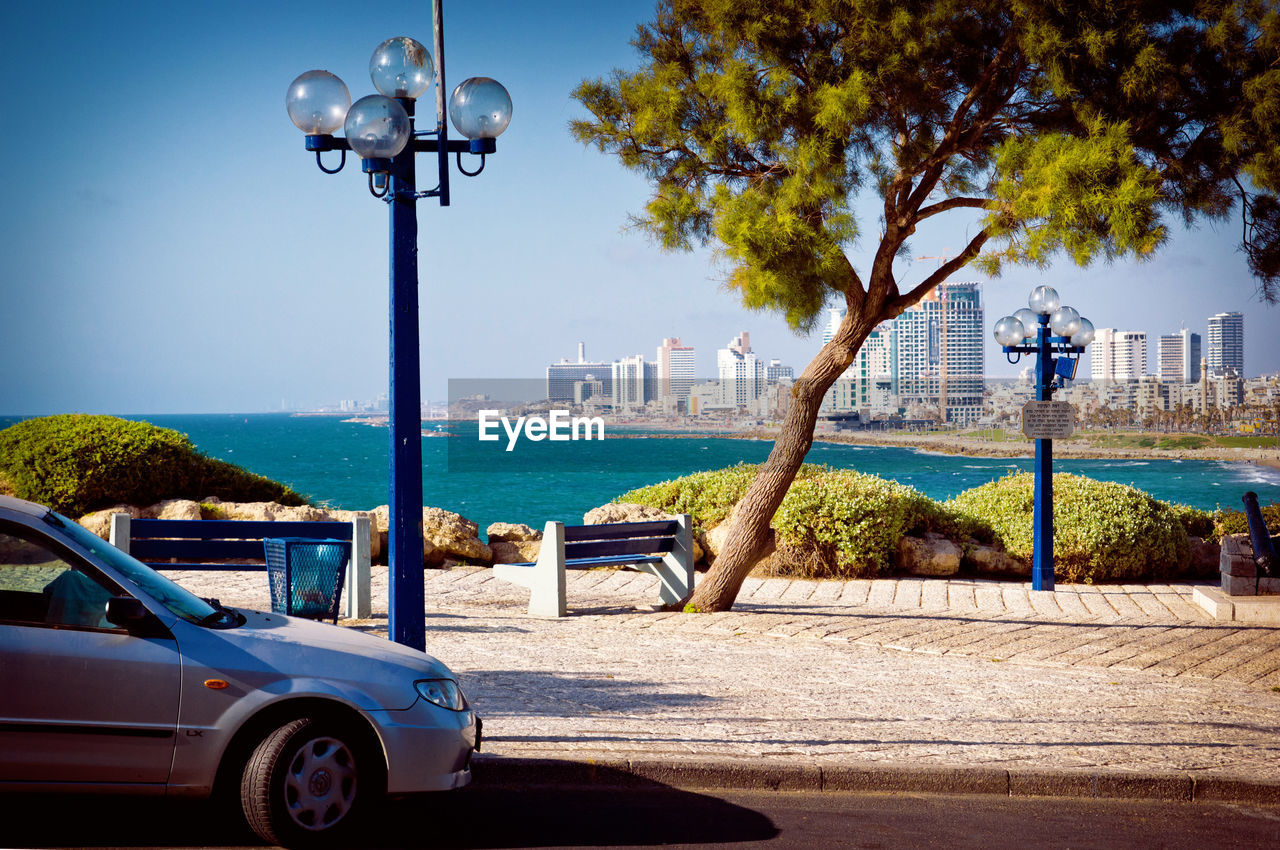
178 608 459 711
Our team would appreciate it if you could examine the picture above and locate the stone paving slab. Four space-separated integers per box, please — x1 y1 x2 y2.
165 565 1280 791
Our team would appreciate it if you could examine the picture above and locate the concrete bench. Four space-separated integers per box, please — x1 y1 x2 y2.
493 515 694 617
108 515 372 619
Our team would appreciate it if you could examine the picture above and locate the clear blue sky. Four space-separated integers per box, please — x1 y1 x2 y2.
1 0 1276 414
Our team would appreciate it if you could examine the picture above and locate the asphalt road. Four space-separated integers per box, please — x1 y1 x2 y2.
2 787 1278 849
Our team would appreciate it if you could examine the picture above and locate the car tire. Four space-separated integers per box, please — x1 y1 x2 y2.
240 717 374 847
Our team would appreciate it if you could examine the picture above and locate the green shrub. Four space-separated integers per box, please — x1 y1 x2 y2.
1214 500 1280 539
1168 503 1217 541
617 463 824 532
771 470 938 577
947 472 1190 583
0 415 306 517
620 464 987 579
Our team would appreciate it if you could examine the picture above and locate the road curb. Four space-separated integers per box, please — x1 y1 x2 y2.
470 754 1280 804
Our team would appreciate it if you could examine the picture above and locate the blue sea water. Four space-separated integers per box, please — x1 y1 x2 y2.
5 413 1275 532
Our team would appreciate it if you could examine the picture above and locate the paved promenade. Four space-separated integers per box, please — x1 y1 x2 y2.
172 566 1280 800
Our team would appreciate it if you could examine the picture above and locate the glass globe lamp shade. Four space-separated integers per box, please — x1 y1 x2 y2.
1012 308 1040 339
1070 317 1095 347
286 70 350 134
344 95 411 159
1049 305 1082 338
993 316 1027 347
370 37 433 99
449 77 512 139
1027 285 1061 315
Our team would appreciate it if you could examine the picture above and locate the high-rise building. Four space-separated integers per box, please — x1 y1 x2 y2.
1157 328 1201 383
656 337 697 404
1091 329 1147 382
766 359 794 384
611 354 651 411
1207 311 1244 377
546 343 613 402
894 282 984 424
838 320 896 414
821 308 842 345
717 332 765 407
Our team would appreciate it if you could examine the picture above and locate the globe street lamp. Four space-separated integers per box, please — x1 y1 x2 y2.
993 286 1094 591
286 4 512 651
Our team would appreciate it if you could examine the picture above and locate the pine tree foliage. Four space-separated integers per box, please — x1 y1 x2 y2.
573 0 1280 310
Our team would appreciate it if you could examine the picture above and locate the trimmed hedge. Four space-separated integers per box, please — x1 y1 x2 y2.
771 470 940 577
618 462 822 532
946 472 1190 583
0 415 306 516
617 464 1220 583
1214 501 1280 539
618 464 987 579
1168 503 1217 541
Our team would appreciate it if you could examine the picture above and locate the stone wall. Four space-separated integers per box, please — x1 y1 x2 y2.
1219 533 1280 595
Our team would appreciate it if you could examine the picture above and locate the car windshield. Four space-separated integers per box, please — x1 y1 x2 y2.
43 510 228 627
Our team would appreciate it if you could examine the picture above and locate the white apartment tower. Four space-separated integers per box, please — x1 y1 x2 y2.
717 332 765 407
821 308 842 345
611 354 649 411
656 337 697 405
895 282 984 424
1157 328 1201 383
843 320 896 415
1207 311 1244 377
1091 329 1147 383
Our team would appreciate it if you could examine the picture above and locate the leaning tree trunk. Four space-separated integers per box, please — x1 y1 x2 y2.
686 310 876 612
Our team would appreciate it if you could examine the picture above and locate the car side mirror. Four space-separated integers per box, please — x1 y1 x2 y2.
105 596 167 637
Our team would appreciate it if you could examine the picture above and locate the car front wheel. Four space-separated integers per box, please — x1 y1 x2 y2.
240 717 373 847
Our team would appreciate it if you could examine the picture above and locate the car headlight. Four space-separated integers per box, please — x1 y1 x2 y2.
414 678 467 711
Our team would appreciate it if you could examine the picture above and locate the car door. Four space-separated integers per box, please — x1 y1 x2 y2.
0 521 181 785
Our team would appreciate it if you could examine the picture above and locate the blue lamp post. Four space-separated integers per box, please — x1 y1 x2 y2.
994 287 1095 591
285 5 512 651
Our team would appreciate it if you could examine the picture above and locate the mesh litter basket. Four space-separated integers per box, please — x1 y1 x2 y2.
263 537 350 622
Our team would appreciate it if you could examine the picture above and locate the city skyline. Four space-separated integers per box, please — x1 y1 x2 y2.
2 1 1279 416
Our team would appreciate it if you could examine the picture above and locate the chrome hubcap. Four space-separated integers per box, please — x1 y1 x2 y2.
284 736 357 831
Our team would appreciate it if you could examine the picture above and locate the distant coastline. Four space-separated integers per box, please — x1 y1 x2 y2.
331 410 1280 472
732 428 1280 473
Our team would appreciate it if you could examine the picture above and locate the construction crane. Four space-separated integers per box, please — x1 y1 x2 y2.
915 256 954 424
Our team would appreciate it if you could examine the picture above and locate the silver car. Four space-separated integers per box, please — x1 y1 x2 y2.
0 494 479 847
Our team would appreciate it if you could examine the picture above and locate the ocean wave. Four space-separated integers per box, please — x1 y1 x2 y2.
1231 464 1280 486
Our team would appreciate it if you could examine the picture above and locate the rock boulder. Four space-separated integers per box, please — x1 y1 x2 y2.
149 499 203 521
422 506 491 566
963 541 1028 577
487 522 541 543
583 502 673 525
78 505 141 539
491 540 543 564
895 533 963 576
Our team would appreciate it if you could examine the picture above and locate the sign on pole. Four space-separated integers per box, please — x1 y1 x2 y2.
1021 400 1075 439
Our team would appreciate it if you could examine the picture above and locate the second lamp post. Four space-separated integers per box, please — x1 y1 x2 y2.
994 286 1095 591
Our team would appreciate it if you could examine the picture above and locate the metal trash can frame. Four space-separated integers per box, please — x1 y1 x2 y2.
263 537 350 623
